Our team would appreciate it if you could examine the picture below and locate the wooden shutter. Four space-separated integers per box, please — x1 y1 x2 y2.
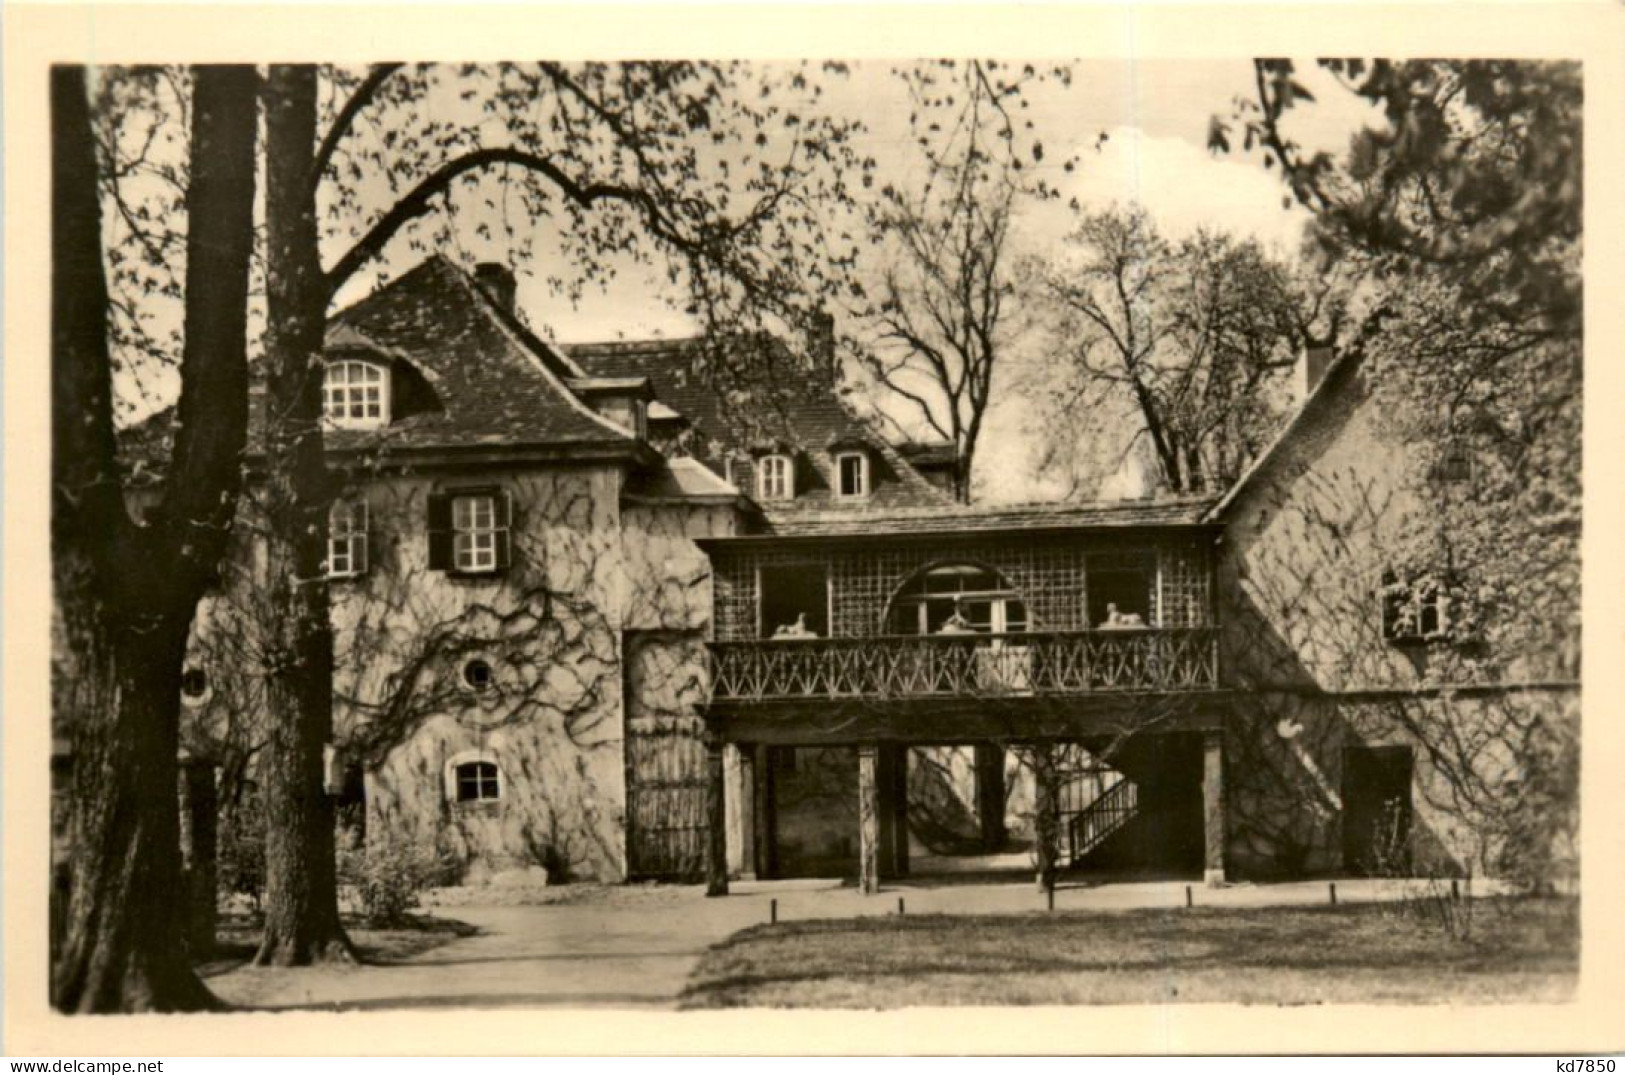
426 492 452 570
353 500 371 576
493 490 513 572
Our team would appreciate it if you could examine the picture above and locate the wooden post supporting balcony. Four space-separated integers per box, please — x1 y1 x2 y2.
975 743 1007 852
752 744 776 880
705 735 729 897
734 745 756 881
1032 743 1060 894
858 744 881 895
887 744 910 877
1202 730 1227 887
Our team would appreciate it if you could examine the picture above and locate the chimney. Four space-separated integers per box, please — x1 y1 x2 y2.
811 308 836 378
1295 344 1335 401
474 262 517 315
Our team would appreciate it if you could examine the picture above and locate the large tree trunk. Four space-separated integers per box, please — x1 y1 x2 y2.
52 612 220 1012
254 65 355 966
50 64 258 1013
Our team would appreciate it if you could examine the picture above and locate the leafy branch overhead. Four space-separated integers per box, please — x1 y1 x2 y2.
1212 59 1580 338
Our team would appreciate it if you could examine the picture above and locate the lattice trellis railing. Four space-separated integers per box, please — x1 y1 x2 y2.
709 628 1219 702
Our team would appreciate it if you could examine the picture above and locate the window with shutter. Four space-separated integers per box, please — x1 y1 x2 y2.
426 493 453 570
432 487 512 575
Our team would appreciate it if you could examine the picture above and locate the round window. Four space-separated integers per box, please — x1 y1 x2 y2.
180 668 209 701
462 658 494 692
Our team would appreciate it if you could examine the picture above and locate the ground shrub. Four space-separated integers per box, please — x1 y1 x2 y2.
337 822 445 926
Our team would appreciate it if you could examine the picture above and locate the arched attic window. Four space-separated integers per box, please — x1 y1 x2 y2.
320 342 444 431
886 563 1029 636
322 359 390 429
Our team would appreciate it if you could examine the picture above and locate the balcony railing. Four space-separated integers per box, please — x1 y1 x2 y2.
709 628 1219 703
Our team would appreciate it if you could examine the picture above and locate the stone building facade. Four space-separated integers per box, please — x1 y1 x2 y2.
157 255 1576 892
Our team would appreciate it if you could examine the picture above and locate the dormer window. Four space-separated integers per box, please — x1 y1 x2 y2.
322 360 390 429
835 450 870 499
757 454 794 501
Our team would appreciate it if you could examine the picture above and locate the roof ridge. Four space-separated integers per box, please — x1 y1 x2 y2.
439 265 639 444
1203 347 1364 522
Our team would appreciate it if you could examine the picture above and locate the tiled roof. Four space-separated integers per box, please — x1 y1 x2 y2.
567 337 950 513
324 256 634 454
623 457 746 503
120 256 643 473
897 440 958 467
702 494 1218 541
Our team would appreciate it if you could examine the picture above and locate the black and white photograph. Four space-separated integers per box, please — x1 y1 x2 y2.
3 0 1621 1059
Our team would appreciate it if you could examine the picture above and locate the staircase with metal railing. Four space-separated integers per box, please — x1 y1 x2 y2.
1065 778 1141 864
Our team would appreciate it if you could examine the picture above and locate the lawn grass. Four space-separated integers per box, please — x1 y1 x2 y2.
680 897 1578 1009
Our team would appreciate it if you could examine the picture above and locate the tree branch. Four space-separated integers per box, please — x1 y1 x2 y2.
310 63 403 194
325 146 681 297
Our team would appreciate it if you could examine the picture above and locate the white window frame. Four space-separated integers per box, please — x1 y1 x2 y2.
322 360 390 429
757 454 794 501
326 498 369 579
452 494 499 573
834 450 870 499
1382 571 1454 643
445 749 503 804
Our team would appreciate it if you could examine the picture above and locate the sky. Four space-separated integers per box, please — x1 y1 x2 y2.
334 59 1382 345
118 60 1386 498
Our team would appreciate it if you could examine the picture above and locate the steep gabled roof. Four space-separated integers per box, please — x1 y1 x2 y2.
567 336 949 513
1203 348 1366 522
323 256 636 456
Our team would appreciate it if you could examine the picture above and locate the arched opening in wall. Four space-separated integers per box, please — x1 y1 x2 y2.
885 561 1028 636
876 564 1035 875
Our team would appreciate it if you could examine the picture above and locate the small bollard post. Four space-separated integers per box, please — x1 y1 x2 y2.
1451 878 1461 901
770 897 778 924
1046 885 1055 912
1329 882 1338 906
897 897 905 916
1185 885 1193 908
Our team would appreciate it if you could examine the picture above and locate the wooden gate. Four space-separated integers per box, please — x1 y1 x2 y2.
624 631 711 881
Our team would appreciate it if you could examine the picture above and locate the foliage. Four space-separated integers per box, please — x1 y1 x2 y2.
1212 59 1581 339
1034 205 1313 494
217 793 267 914
335 817 447 927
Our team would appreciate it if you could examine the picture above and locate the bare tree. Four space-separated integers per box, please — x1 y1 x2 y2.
51 64 258 1012
1038 206 1308 495
854 61 1057 503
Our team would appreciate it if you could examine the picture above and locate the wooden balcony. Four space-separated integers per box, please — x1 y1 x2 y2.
709 628 1220 704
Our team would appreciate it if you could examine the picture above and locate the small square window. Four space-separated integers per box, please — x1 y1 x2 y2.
454 760 501 802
